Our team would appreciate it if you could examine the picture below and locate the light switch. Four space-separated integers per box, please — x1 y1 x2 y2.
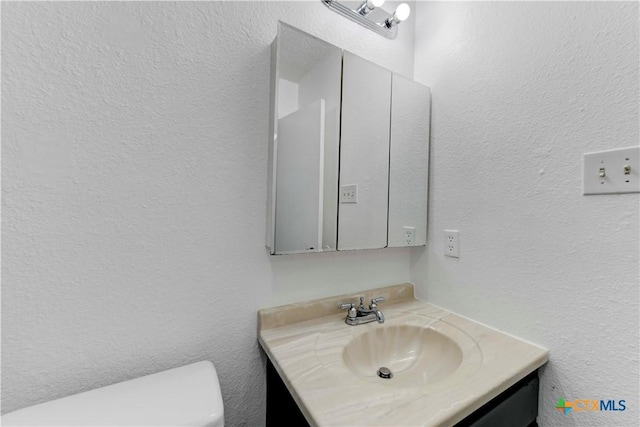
583 147 640 195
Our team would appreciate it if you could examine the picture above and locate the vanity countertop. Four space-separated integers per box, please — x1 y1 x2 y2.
257 284 548 427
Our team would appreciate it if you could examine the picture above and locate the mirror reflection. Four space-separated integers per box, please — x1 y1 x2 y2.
387 74 430 247
271 23 342 254
338 51 391 250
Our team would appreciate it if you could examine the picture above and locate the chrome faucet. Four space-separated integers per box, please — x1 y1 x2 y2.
339 297 385 326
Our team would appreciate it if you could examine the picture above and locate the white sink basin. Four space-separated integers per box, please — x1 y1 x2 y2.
342 325 463 387
314 311 482 390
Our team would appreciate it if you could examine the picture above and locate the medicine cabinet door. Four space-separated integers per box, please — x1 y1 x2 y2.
267 22 342 254
387 74 431 247
338 51 392 250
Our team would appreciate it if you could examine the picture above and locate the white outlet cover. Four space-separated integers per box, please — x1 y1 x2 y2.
583 147 640 195
444 230 460 258
403 226 416 246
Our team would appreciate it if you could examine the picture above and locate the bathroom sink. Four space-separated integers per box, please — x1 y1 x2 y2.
342 325 463 387
260 287 549 426
313 310 483 391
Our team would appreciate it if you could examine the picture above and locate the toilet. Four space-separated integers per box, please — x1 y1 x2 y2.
1 361 224 426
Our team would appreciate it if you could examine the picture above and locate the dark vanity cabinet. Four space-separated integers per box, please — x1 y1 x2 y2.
455 371 540 427
266 359 309 427
266 358 540 427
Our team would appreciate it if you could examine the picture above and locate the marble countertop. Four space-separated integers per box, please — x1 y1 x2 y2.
258 284 548 426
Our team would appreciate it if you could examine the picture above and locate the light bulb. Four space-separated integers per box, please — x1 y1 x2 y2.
368 0 385 8
394 3 410 21
385 3 410 28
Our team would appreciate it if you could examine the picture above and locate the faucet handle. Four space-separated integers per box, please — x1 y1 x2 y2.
370 297 385 308
338 302 357 319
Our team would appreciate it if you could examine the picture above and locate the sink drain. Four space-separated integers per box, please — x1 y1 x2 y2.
377 367 393 379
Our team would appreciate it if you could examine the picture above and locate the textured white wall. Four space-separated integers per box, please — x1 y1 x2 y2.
1 1 416 423
411 2 639 426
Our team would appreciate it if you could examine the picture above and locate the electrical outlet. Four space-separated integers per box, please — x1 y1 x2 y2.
403 226 416 246
444 230 460 258
340 184 357 203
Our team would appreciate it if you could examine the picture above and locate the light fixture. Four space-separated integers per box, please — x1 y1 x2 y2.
384 3 411 28
356 0 384 16
322 0 409 39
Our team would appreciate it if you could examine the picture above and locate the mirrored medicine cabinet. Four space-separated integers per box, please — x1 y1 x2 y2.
266 22 430 255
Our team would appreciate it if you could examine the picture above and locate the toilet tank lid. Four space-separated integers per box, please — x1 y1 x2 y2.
2 361 224 427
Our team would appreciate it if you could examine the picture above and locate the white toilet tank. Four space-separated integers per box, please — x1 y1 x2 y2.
2 361 224 427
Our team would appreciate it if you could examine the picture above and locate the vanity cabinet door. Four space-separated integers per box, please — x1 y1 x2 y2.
338 51 392 250
387 74 431 247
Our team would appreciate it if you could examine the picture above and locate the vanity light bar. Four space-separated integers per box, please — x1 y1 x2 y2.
321 0 410 40
357 0 384 16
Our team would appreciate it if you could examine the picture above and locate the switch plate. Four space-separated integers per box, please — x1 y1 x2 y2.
583 147 640 195
444 230 460 258
340 184 358 203
403 226 416 246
